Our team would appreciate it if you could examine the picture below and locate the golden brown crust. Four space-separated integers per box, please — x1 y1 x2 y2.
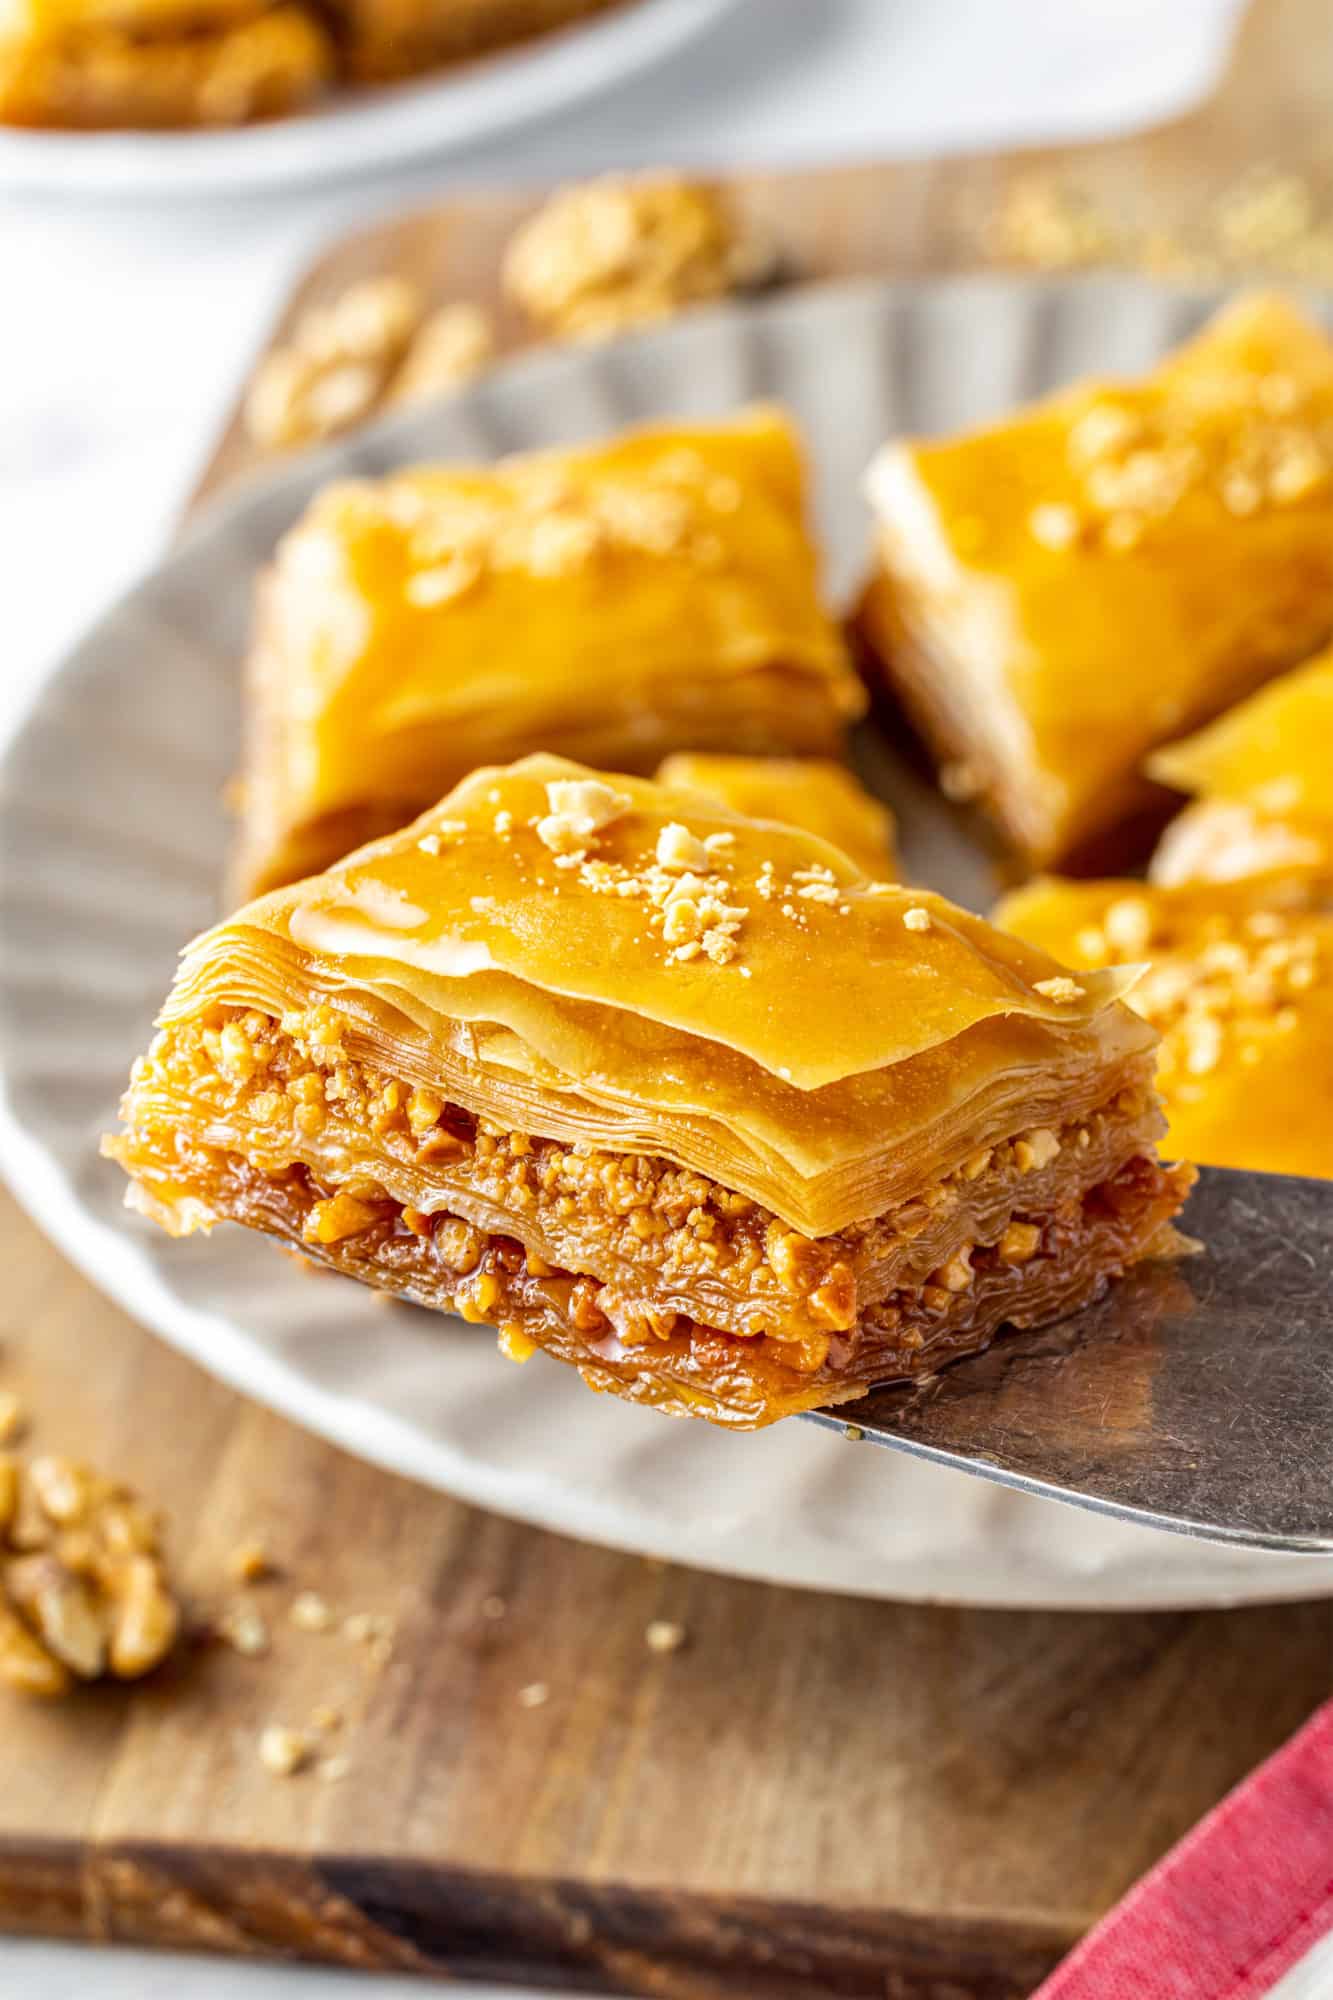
860 294 1333 866
996 871 1333 1179
233 414 863 898
0 3 332 127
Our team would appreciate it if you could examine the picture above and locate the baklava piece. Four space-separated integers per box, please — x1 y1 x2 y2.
329 0 621 87
233 408 863 897
110 755 1191 1430
996 873 1332 1180
657 753 898 879
857 294 1333 866
0 0 332 127
1149 644 1333 887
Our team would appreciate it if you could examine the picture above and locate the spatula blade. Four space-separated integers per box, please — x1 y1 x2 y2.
804 1167 1333 1551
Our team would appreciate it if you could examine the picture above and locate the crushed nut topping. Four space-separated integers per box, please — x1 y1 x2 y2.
517 1680 550 1708
903 906 932 933
655 822 712 873
1034 976 1086 1003
535 777 634 855
0 1455 178 1698
1079 898 1328 1091
0 1393 25 1447
645 1619 687 1654
1029 502 1081 550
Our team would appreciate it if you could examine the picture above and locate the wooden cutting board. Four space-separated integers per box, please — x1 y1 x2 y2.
5 2 1333 1993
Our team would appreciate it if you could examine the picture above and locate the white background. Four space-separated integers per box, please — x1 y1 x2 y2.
0 2 1248 1993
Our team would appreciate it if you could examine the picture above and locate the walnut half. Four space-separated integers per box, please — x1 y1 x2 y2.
0 1455 179 1697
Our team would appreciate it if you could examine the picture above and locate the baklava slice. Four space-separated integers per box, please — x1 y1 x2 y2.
1148 644 1333 888
329 0 621 87
110 755 1191 1429
997 873 1333 1180
234 408 863 897
656 753 898 878
857 294 1333 867
0 0 332 127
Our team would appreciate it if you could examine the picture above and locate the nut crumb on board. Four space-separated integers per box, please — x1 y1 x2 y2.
289 1589 335 1632
0 1455 178 1697
227 1540 273 1584
217 1602 271 1658
259 1723 311 1776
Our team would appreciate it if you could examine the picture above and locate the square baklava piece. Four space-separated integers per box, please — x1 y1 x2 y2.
996 872 1332 1181
234 408 864 897
110 755 1191 1428
857 294 1333 867
0 0 332 127
1148 643 1333 888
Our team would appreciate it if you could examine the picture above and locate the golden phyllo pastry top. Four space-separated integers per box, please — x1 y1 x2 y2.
171 756 1151 1239
861 293 1333 863
236 407 862 896
1144 636 1328 864
656 753 898 879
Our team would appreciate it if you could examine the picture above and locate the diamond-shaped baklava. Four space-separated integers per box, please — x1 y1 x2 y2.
233 408 864 898
996 872 1332 1180
111 755 1191 1428
1148 643 1333 888
857 294 1333 866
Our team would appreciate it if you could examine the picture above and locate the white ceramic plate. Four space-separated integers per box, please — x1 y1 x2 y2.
0 0 733 197
3 273 1330 1610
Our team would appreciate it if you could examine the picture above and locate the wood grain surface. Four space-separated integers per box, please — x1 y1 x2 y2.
5 1 1333 1993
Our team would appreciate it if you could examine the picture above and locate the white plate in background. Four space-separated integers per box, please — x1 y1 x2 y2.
2 273 1330 1610
0 0 734 196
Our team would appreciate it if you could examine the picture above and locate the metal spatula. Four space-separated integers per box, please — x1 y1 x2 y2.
805 1168 1333 1552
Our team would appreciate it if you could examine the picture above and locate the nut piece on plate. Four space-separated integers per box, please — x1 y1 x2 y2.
0 1455 179 1698
503 174 775 340
390 302 496 407
245 275 424 451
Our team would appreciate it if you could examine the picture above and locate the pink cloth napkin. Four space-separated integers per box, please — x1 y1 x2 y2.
1034 1700 1333 1999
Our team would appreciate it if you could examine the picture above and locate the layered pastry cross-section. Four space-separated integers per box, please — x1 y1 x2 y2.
996 872 1333 1181
110 755 1191 1428
233 408 864 898
857 294 1333 867
1148 643 1333 889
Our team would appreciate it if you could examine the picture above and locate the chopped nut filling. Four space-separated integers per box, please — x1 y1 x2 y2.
115 1003 1163 1357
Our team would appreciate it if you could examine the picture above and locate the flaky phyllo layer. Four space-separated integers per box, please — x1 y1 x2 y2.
109 755 1192 1426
